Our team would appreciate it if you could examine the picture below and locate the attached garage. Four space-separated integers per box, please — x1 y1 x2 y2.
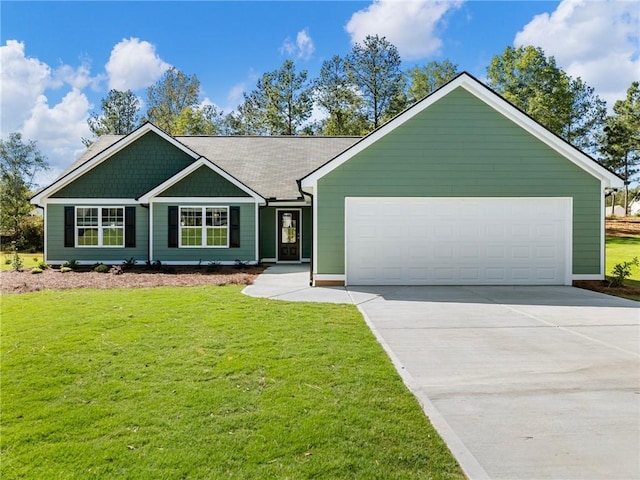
301 73 623 287
345 197 572 285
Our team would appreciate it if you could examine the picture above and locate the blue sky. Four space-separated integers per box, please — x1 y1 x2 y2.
1 0 638 186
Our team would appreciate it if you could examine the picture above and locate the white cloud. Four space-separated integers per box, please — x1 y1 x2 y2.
53 59 102 92
280 28 316 60
0 40 51 135
0 40 96 187
345 0 463 60
106 37 170 91
21 89 92 186
515 0 639 108
227 83 246 105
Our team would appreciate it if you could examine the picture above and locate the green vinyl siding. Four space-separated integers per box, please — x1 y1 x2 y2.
259 206 312 261
260 207 276 259
316 87 602 276
158 166 250 197
52 132 195 198
46 204 149 263
152 203 257 262
301 206 312 259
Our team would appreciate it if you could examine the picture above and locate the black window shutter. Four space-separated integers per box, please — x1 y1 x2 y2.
125 207 136 248
64 206 75 247
168 206 178 248
230 206 240 248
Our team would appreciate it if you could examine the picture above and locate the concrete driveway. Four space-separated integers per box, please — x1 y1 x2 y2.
352 285 640 480
245 267 640 479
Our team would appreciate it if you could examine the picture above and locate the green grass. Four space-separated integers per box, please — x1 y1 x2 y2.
0 286 463 479
606 236 640 281
0 252 44 271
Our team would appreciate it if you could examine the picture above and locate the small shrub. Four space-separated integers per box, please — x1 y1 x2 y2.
33 257 39 263
609 257 639 288
109 265 124 275
60 266 72 273
206 260 221 273
36 261 50 270
31 267 43 274
93 263 110 273
10 242 23 272
234 259 248 269
146 260 162 271
63 259 80 270
122 257 136 270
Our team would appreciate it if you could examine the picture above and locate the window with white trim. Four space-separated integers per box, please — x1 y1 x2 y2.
179 206 229 247
76 207 124 247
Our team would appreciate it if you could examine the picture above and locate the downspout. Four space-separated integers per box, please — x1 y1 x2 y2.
297 179 314 286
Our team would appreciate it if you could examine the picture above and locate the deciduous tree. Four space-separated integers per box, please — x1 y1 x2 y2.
146 67 200 134
175 104 224 135
487 46 606 154
407 60 459 105
0 133 49 247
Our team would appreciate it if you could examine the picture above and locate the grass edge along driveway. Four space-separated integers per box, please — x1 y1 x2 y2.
1 285 463 480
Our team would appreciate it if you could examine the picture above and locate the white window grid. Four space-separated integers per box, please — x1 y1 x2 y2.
179 206 229 248
75 206 125 248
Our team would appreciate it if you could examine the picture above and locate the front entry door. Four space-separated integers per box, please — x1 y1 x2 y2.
278 210 300 261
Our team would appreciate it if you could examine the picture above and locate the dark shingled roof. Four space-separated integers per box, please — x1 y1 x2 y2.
60 135 361 200
178 136 360 199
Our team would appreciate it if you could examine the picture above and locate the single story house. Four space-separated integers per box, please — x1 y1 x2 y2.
32 73 623 286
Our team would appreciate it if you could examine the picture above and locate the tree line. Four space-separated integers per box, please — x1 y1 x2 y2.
83 37 638 196
2 37 639 249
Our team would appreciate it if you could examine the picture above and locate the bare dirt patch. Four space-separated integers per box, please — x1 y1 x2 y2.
606 217 640 237
1 265 265 294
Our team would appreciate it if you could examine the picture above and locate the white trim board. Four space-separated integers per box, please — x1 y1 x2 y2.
266 201 310 207
151 197 258 204
43 198 138 205
149 260 259 266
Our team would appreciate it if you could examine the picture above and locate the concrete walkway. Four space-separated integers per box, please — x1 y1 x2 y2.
244 265 640 479
243 264 357 303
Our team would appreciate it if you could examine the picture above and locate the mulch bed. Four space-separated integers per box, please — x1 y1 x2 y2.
1 265 265 295
3 217 638 296
573 279 639 300
606 216 640 237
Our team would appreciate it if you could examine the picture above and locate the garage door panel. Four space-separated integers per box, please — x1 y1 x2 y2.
346 197 571 285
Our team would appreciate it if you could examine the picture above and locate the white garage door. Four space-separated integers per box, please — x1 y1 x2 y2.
345 197 572 286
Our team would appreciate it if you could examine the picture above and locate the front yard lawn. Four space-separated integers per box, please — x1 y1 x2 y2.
606 236 640 281
0 252 43 271
1 286 463 479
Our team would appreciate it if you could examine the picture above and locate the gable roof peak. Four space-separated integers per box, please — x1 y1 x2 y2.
300 72 622 189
